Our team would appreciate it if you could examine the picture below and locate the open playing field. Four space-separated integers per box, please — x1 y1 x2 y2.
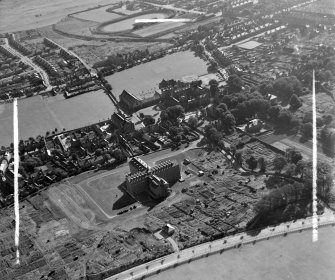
0 90 116 145
0 0 120 33
149 226 335 280
77 166 136 217
72 7 123 23
237 40 263 50
113 7 142 15
132 22 186 37
101 13 169 33
105 51 208 99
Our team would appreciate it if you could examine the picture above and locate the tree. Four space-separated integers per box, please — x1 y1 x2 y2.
160 110 168 122
246 156 258 171
259 82 273 95
322 114 333 125
166 105 184 119
95 148 103 158
272 76 302 101
169 126 179 136
227 74 243 93
273 156 287 173
209 79 218 86
285 163 296 177
301 122 313 139
267 105 281 121
295 160 308 178
277 110 292 127
22 156 42 173
286 148 303 164
258 157 266 172
289 94 302 109
143 115 155 126
216 103 228 112
222 112 236 130
188 116 198 128
207 62 218 73
235 150 243 165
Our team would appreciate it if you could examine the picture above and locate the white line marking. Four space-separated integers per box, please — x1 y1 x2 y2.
13 98 20 264
312 70 318 242
134 18 192 23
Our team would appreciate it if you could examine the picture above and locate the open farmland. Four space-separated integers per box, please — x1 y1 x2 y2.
0 90 116 146
105 51 208 99
72 7 123 23
0 0 119 33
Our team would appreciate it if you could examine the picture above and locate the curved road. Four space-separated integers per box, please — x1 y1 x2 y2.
3 39 52 90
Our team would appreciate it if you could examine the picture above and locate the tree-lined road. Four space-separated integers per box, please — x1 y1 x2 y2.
102 212 335 280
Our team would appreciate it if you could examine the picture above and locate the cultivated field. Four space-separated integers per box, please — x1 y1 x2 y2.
149 226 335 280
0 0 119 33
72 7 123 23
0 90 116 145
105 51 208 98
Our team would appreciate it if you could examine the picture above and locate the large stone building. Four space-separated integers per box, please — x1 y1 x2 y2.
119 90 161 113
111 112 135 132
125 157 180 200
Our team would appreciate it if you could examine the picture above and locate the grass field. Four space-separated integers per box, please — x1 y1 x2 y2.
149 226 335 280
101 13 169 33
132 22 186 37
77 167 136 217
105 51 208 99
0 90 116 146
73 7 123 23
0 0 119 33
113 7 142 15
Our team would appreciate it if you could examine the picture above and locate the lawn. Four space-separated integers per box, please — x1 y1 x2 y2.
101 13 169 33
105 51 208 99
132 22 186 37
78 167 135 217
0 90 116 146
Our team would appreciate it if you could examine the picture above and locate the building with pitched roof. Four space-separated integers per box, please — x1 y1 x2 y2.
125 157 180 200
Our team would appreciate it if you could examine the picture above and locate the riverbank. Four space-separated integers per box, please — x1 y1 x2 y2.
101 212 335 280
149 224 335 280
